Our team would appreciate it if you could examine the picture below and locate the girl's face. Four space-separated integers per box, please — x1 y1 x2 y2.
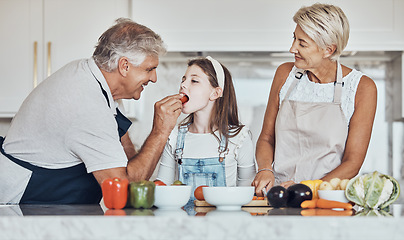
180 65 218 115
289 25 328 70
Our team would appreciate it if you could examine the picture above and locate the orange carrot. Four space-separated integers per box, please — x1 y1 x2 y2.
316 198 352 210
301 209 353 217
314 209 353 216
300 209 317 216
252 196 258 200
257 197 265 200
301 199 318 209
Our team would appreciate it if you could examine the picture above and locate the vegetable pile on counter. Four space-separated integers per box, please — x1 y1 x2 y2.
267 183 312 208
345 171 400 209
101 179 156 210
318 178 350 191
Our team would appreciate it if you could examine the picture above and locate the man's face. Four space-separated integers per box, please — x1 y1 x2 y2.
125 56 159 100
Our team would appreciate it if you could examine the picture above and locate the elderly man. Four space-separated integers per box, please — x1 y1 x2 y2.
0 18 183 204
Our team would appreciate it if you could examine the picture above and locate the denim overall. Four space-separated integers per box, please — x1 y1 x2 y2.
175 125 228 202
0 80 131 204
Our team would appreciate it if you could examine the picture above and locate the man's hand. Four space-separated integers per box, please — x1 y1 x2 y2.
152 94 183 137
94 95 184 183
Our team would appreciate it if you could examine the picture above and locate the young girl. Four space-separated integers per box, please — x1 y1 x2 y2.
157 56 256 200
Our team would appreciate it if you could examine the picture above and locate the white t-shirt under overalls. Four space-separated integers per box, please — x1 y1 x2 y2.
157 126 256 187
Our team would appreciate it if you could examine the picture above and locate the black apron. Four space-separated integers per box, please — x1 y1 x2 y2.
0 82 132 204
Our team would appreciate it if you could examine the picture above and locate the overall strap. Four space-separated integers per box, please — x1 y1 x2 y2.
218 134 229 162
115 108 132 138
333 62 344 104
95 79 132 139
95 80 110 108
174 125 189 163
285 67 305 100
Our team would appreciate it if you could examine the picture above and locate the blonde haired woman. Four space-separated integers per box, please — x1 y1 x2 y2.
252 3 377 196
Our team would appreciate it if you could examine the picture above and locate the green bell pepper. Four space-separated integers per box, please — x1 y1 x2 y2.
129 180 155 209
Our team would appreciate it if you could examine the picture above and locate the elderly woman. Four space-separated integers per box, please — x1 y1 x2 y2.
252 3 377 196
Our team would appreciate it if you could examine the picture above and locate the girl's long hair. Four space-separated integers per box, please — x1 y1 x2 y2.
180 58 244 148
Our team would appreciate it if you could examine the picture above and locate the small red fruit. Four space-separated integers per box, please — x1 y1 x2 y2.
154 180 166 186
180 95 189 103
194 185 208 200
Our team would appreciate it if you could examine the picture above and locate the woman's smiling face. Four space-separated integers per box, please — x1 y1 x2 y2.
179 64 216 115
289 25 327 70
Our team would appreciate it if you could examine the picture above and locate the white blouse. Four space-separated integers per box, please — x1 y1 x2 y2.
157 126 256 187
279 66 363 124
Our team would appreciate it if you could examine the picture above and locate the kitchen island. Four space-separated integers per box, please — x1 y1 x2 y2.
0 203 403 240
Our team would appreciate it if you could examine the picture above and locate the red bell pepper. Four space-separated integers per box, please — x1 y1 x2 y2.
101 177 129 209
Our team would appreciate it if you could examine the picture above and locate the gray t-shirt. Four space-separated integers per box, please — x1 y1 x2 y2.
0 58 128 203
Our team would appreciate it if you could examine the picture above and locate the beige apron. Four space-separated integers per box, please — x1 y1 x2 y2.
273 63 348 184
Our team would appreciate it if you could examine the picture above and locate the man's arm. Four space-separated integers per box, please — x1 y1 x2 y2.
121 132 137 160
92 94 182 184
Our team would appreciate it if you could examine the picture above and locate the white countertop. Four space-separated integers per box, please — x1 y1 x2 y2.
0 204 403 240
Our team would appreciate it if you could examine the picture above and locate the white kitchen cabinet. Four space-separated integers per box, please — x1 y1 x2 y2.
0 0 129 117
131 0 404 52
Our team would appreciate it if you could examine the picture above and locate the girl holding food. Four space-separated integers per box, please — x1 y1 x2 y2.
156 57 256 200
252 3 377 196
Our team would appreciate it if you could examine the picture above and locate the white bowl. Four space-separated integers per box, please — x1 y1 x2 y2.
154 185 192 209
318 190 349 203
203 186 254 211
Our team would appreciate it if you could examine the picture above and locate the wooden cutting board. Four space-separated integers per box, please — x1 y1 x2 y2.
194 198 270 207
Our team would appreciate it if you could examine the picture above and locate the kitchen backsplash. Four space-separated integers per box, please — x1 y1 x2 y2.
0 52 403 180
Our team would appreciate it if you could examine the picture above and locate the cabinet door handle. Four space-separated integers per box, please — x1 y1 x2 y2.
47 41 52 77
33 41 38 88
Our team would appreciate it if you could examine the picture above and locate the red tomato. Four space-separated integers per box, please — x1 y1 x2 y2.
154 180 166 186
180 95 189 103
194 185 208 201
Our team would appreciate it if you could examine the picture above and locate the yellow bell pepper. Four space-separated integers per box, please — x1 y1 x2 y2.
300 179 323 199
